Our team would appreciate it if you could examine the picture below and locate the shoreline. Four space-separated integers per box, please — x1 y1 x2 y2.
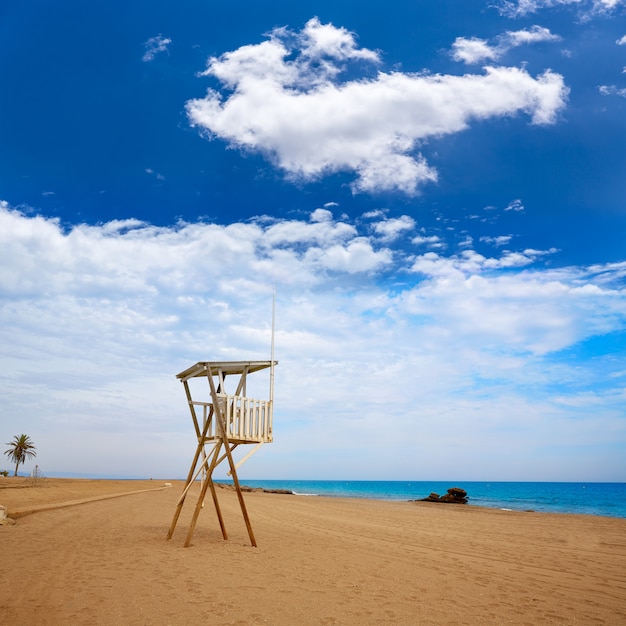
1 476 624 521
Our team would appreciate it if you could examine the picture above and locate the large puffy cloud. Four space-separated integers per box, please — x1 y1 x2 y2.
1 201 625 480
0 201 391 298
407 250 625 354
186 18 567 195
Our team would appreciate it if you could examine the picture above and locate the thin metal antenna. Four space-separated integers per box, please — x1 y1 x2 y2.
270 284 276 405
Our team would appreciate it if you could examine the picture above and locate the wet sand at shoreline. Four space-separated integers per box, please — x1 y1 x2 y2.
1 477 625 625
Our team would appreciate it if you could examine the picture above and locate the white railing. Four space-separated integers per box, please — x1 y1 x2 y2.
191 394 273 443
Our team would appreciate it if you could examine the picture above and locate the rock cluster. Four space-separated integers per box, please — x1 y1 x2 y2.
217 482 293 495
420 487 468 504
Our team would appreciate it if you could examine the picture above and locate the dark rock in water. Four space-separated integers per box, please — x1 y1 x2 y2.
417 487 468 504
448 487 466 497
439 493 457 503
217 483 294 495
241 486 294 495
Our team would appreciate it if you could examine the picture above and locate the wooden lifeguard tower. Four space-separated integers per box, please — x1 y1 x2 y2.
166 359 276 547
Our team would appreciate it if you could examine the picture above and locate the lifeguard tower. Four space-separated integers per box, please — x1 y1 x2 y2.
167 359 276 547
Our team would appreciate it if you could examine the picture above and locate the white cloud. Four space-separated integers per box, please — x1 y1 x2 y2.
1 202 625 480
142 34 172 62
452 26 560 65
499 0 581 16
295 17 380 65
617 35 626 45
505 25 561 45
362 209 385 219
451 37 499 64
599 84 626 97
186 18 568 196
498 0 625 16
371 215 416 242
481 235 513 246
145 168 165 181
596 0 625 8
505 198 525 211
406 250 625 354
412 234 443 247
304 237 392 273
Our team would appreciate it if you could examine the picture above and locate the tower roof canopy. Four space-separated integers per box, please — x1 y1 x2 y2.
176 360 275 381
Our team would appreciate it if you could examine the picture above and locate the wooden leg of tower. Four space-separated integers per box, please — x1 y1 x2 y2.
224 441 257 547
167 440 205 540
184 469 214 548
206 368 257 547
207 479 227 540
206 442 228 540
167 490 185 540
167 408 214 541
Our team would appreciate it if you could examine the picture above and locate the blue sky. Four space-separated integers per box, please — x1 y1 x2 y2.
1 0 625 481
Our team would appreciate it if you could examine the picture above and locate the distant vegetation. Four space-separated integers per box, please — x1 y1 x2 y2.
3 434 37 477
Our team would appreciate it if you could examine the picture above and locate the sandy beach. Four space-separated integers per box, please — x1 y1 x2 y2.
1 477 625 625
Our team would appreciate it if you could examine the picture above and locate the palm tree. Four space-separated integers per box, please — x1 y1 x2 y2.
4 434 37 477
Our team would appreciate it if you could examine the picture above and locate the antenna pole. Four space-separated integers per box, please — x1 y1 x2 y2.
270 285 276 405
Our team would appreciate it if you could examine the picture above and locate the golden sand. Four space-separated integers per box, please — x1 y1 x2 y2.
1 477 625 625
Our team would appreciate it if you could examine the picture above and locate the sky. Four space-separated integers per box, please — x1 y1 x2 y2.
1 0 625 481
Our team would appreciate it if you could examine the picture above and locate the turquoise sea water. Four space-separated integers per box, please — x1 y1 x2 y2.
221 480 626 518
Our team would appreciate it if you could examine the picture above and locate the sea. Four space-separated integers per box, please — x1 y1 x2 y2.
40 472 626 518
216 480 626 519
